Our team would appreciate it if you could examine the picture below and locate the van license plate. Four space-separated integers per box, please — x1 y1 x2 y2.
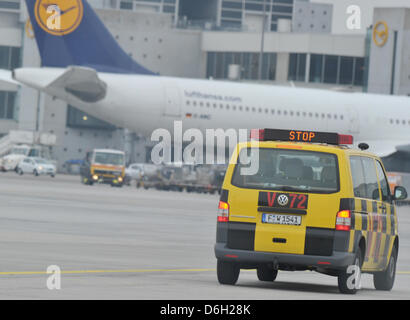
262 214 301 226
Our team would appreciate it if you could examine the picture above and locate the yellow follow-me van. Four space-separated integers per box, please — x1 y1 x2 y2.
215 129 407 294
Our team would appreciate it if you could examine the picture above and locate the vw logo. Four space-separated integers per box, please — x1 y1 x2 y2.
277 194 289 206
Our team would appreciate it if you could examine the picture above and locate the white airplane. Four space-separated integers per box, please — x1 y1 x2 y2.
2 0 410 169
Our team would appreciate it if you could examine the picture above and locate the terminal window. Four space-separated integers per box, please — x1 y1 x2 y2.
0 46 20 70
0 1 20 10
323 55 338 84
119 0 176 14
288 53 306 82
339 57 354 85
309 54 365 86
66 105 116 130
0 91 16 120
220 0 293 31
207 51 276 81
179 0 218 22
120 1 133 10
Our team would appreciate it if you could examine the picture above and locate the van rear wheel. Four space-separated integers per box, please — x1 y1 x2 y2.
373 246 397 291
217 260 240 285
257 265 278 282
337 248 362 294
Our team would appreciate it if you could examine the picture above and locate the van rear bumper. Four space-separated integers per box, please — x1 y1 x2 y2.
215 243 355 270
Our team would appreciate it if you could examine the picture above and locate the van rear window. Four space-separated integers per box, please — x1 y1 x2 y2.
231 148 339 193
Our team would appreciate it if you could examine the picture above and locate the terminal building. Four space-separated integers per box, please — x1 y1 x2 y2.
0 0 409 171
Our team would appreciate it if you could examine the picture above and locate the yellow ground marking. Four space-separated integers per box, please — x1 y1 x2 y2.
0 268 216 276
0 268 409 276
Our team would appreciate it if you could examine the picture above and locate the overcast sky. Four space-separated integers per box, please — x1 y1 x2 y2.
312 0 410 34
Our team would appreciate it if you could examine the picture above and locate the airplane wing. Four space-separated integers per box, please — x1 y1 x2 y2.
13 66 107 103
362 140 410 158
0 69 19 87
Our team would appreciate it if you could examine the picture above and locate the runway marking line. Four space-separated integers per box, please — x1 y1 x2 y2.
397 271 410 275
0 269 409 276
0 268 216 276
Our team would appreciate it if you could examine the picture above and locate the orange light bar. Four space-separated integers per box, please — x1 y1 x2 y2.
249 128 353 145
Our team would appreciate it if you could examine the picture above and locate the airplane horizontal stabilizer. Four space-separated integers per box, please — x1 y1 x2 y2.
13 66 107 103
0 69 20 87
46 66 107 103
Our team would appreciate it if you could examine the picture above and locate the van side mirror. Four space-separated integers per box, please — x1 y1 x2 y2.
393 186 407 201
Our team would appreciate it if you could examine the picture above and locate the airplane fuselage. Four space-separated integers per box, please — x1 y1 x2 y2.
13 67 410 157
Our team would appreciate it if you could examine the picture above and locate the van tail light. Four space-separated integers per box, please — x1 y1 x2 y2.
335 210 351 231
217 201 229 222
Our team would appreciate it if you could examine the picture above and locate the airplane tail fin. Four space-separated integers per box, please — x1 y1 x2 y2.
24 0 156 75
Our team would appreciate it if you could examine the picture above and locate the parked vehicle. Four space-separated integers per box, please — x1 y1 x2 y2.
137 164 164 189
135 162 226 194
0 130 57 172
16 157 56 177
2 145 32 172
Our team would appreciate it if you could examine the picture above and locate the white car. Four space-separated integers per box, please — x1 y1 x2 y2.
17 157 56 177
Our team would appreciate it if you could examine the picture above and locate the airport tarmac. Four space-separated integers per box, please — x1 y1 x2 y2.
0 172 409 300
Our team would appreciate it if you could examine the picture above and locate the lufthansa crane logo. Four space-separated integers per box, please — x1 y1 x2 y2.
34 0 83 36
373 21 389 47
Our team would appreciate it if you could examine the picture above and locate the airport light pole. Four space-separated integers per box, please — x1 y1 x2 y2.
390 30 398 95
258 0 267 81
36 90 41 132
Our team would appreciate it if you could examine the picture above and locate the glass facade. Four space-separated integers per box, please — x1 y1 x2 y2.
119 0 176 15
288 53 306 81
354 57 365 86
207 51 276 80
0 91 16 120
120 1 133 10
221 0 293 31
0 1 20 10
309 54 323 83
308 54 365 86
163 0 177 14
323 55 338 84
208 51 365 86
0 46 21 70
339 56 354 85
66 106 116 130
